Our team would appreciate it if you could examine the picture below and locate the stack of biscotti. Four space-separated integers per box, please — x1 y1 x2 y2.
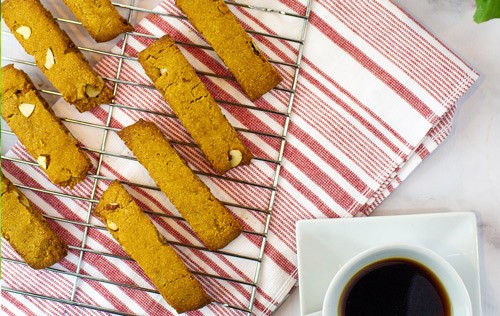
1 0 113 112
1 172 68 269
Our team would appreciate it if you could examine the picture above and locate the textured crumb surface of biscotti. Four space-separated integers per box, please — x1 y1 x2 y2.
1 172 68 269
175 0 283 101
118 120 243 250
1 65 92 188
94 181 212 313
138 35 253 174
62 0 133 42
1 0 113 112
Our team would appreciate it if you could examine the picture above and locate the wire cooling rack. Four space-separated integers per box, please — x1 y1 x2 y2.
1 0 312 314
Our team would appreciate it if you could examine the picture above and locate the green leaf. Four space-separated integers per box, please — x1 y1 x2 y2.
474 0 500 23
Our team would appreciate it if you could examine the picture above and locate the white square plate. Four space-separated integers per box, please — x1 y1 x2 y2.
296 212 481 315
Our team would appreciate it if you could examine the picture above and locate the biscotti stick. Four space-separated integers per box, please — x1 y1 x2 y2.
1 65 92 188
62 0 133 42
1 172 68 269
1 0 113 112
138 35 253 174
118 119 243 250
175 0 283 101
94 181 212 313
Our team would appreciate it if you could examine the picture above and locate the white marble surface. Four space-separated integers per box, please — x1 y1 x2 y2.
277 0 500 315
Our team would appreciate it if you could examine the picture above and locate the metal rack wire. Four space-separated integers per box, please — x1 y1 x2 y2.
1 0 312 314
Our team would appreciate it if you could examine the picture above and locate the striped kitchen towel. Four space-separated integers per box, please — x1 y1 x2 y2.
1 0 478 315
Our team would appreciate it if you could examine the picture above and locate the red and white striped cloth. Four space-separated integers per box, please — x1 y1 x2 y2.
1 0 478 315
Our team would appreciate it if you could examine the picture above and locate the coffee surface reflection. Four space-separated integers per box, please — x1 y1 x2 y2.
339 258 450 316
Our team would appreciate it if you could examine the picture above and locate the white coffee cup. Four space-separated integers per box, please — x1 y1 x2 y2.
322 244 472 316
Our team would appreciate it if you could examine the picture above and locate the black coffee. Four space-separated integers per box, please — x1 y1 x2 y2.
339 258 450 316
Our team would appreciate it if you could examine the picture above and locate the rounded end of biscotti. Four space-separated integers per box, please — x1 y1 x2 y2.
92 19 134 43
56 172 90 189
215 147 253 174
203 217 243 251
28 237 68 270
71 76 114 112
246 69 284 101
173 287 212 314
44 152 92 189
230 148 253 167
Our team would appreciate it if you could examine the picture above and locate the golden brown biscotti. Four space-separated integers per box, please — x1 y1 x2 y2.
175 0 283 101
1 0 113 112
1 65 92 188
1 172 68 269
138 35 253 174
118 119 243 250
62 0 134 42
94 181 212 313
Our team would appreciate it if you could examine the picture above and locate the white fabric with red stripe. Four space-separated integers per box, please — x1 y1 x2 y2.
1 0 478 315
